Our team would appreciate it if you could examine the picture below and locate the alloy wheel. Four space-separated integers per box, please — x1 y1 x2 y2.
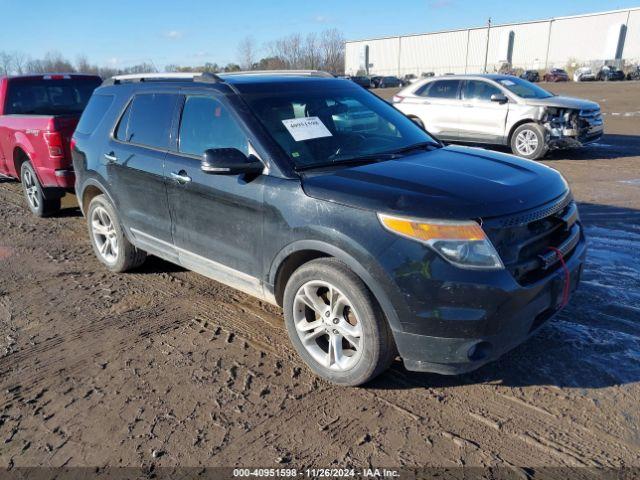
91 206 118 264
515 129 539 156
293 280 363 371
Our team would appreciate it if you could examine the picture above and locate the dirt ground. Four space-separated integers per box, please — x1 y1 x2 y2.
1 82 639 473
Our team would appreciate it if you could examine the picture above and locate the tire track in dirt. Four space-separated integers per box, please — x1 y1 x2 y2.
1 180 639 468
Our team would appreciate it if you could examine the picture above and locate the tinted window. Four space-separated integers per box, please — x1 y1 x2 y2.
462 80 502 101
243 83 437 169
76 94 114 134
424 80 460 99
114 101 131 141
5 77 101 115
178 96 249 156
120 93 178 148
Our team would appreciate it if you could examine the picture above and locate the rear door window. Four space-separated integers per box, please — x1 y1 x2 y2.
76 94 114 134
423 80 461 99
117 93 178 149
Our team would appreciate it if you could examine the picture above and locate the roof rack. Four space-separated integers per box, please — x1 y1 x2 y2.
219 70 335 78
102 72 222 86
102 69 335 86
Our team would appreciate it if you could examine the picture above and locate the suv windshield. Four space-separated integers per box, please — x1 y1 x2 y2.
497 77 554 99
5 77 102 115
243 82 438 169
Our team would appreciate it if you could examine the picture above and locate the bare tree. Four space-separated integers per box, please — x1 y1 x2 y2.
304 33 321 70
12 52 28 74
76 54 97 74
237 36 257 70
320 28 345 74
262 29 345 73
0 51 13 76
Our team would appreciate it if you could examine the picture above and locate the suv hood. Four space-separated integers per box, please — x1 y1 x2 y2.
524 95 600 110
301 145 568 220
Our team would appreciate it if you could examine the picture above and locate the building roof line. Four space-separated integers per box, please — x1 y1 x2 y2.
345 6 640 44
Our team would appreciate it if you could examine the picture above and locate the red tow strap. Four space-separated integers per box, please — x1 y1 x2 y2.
547 246 570 308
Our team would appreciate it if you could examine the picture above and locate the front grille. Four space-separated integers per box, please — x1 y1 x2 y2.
484 194 581 285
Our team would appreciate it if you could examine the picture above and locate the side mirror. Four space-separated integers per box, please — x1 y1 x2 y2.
490 93 508 104
201 148 263 175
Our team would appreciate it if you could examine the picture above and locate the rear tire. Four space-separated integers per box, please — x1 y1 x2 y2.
283 258 395 386
87 194 146 272
510 123 548 160
20 162 61 217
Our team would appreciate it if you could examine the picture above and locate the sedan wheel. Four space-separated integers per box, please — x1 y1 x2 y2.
515 129 539 156
510 123 547 160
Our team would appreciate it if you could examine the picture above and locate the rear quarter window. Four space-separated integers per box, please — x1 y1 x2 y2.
75 94 115 134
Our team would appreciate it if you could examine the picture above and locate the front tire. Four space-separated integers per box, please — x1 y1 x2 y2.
87 195 146 272
510 123 548 160
283 258 395 386
21 162 61 217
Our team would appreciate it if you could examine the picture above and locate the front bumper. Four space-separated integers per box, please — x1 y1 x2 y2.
389 236 586 375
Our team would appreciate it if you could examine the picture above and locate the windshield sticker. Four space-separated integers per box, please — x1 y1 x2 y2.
282 117 332 142
500 79 516 86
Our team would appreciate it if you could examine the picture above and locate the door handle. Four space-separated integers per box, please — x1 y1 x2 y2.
170 171 191 184
463 104 474 108
104 152 117 163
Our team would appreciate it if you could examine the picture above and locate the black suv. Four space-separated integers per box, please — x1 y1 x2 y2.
72 71 585 386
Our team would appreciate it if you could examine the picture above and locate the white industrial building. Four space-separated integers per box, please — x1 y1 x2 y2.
345 7 640 76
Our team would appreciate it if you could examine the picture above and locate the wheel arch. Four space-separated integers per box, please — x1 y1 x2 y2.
13 146 31 179
78 178 117 216
268 240 402 332
507 118 541 144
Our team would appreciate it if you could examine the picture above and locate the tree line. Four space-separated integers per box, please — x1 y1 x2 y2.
0 28 345 78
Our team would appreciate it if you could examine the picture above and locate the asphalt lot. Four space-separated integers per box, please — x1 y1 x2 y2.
0 81 639 471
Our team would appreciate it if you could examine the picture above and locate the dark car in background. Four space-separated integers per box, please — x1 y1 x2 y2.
402 74 417 86
369 76 383 88
350 76 373 88
377 76 402 88
543 68 569 82
520 70 540 82
72 71 585 386
597 66 625 81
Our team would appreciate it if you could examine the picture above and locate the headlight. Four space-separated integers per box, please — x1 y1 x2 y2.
378 213 504 270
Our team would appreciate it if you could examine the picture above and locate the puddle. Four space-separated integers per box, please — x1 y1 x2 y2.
544 225 640 385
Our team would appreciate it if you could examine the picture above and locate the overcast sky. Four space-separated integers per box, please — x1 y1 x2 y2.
1 0 637 68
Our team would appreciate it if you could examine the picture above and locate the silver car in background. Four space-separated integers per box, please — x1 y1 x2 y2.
393 74 604 160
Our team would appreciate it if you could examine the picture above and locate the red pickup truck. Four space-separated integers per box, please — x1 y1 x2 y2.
0 74 101 216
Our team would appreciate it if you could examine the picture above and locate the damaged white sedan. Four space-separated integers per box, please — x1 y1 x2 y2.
393 74 604 160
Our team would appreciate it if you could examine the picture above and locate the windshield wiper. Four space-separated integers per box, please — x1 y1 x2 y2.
296 153 399 171
383 141 441 155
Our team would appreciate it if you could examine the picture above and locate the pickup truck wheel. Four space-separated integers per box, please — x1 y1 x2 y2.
283 258 395 386
87 195 146 272
20 162 60 217
510 123 548 160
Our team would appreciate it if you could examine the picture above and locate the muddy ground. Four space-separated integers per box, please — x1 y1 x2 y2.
1 82 639 473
